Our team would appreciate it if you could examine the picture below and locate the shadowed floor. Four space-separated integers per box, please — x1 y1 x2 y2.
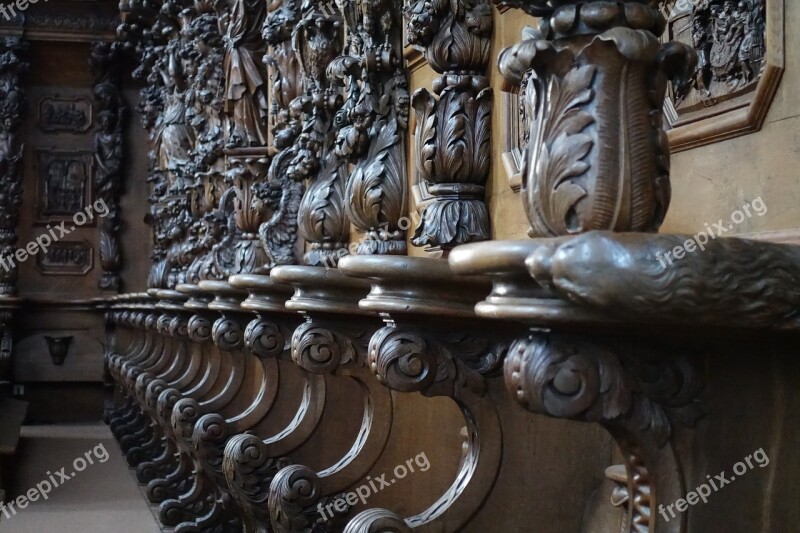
0 424 161 532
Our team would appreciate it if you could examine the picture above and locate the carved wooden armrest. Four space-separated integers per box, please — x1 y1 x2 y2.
337 255 508 532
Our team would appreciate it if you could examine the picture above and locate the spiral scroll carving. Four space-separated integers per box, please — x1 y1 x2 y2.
506 332 704 447
291 321 362 374
245 318 287 359
171 398 202 447
168 316 189 338
157 315 173 335
344 509 411 533
223 434 287 529
158 388 183 423
146 379 169 410
193 413 230 485
268 464 323 533
369 326 485 397
212 317 245 351
188 315 213 343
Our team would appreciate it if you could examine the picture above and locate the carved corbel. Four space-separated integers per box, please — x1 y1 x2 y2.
494 0 695 237
342 323 504 531
506 331 704 533
0 36 28 296
404 0 493 254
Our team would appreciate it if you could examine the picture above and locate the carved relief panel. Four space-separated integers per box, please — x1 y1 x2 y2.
35 150 93 222
661 0 784 151
36 240 94 276
38 96 93 133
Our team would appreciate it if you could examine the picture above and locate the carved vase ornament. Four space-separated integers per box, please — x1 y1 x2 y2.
405 0 493 253
496 0 696 237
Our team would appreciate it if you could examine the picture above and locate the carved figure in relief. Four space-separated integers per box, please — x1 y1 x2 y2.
223 0 270 147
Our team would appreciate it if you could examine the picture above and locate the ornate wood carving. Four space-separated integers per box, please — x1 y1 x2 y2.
288 2 351 267
496 0 695 237
36 150 93 221
91 41 126 291
330 0 409 256
405 0 492 253
660 0 783 151
36 241 94 276
507 331 704 533
0 36 27 296
38 97 92 133
224 0 271 148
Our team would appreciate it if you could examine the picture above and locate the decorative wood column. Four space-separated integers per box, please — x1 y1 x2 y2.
90 41 126 291
330 0 409 256
289 2 352 267
0 36 27 296
405 0 493 253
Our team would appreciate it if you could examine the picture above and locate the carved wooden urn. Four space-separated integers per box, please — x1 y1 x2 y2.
496 0 696 236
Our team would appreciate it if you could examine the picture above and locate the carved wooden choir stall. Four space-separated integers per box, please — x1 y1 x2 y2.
2 0 797 531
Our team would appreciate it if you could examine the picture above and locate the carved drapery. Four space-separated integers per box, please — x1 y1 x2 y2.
224 0 271 148
405 0 492 253
0 36 27 296
496 0 695 237
91 41 126 291
329 0 409 256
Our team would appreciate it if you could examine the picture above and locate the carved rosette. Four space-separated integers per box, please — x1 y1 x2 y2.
496 0 696 236
405 0 493 253
91 41 127 291
0 37 28 295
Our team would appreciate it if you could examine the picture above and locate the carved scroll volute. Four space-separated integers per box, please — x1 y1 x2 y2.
289 3 353 267
506 332 705 533
330 0 409 256
91 41 127 292
402 0 493 254
496 0 696 237
0 36 28 296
